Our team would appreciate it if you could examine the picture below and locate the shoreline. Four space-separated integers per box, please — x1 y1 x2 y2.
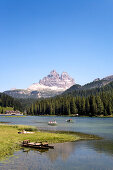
39 129 101 140
26 114 113 118
0 124 101 160
0 114 113 118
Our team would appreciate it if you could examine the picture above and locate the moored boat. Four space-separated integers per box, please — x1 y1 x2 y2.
66 119 73 123
22 140 54 149
48 120 57 126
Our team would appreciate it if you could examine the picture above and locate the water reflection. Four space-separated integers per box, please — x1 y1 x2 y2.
1 140 113 170
44 142 76 162
21 139 113 162
0 116 113 169
88 140 113 156
20 142 77 162
22 148 49 154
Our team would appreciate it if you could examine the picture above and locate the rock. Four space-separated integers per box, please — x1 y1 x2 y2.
4 70 75 99
93 78 100 82
102 75 113 81
28 70 75 91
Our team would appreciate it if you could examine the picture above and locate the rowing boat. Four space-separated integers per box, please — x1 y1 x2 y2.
22 140 54 149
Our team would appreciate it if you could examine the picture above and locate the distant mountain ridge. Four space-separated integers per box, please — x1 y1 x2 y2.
64 75 113 94
4 70 75 98
4 72 113 99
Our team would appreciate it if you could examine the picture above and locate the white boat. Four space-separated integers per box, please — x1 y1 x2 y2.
48 121 57 126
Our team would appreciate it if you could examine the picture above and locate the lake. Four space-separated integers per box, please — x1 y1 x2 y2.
0 116 113 170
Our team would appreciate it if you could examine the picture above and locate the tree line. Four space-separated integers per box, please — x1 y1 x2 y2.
0 93 22 112
64 81 113 97
27 90 113 116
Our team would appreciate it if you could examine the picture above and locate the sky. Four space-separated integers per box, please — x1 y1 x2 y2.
0 0 113 92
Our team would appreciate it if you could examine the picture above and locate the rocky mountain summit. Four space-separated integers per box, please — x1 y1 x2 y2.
4 71 113 99
93 75 113 82
28 70 75 91
102 75 113 81
4 70 75 99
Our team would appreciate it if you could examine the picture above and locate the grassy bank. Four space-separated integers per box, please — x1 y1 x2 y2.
0 124 100 160
0 107 13 114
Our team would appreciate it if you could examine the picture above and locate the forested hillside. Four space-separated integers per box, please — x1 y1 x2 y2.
64 80 113 96
27 81 113 116
0 93 23 113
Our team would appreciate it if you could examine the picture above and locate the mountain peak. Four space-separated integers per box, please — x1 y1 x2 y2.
4 72 113 99
4 70 75 99
61 71 68 76
39 70 75 90
50 70 58 75
61 72 71 79
30 70 75 90
49 70 60 78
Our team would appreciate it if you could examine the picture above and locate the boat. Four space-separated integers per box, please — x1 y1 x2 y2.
66 119 73 123
18 130 34 134
22 140 54 149
48 120 57 126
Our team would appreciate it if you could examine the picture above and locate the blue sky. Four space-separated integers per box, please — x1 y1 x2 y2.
0 0 113 92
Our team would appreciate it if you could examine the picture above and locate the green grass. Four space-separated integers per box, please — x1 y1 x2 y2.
0 124 100 160
16 125 37 131
0 107 14 114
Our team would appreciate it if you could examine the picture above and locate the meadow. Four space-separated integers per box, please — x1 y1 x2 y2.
0 124 100 160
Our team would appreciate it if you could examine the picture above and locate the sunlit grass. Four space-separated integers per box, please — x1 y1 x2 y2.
0 124 100 160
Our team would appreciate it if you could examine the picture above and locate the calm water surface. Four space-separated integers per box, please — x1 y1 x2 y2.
0 116 113 170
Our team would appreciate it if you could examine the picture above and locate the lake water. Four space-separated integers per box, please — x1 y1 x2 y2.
0 116 113 170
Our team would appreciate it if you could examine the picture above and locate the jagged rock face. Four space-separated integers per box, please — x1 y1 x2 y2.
61 72 75 88
93 78 100 82
39 70 60 87
102 75 113 81
34 70 75 90
93 75 113 82
4 70 75 99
